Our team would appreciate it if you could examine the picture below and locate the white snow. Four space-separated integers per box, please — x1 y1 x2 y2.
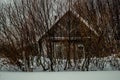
0 71 120 80
0 55 120 71
0 58 21 72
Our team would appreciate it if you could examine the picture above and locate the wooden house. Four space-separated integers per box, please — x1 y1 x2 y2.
38 10 115 59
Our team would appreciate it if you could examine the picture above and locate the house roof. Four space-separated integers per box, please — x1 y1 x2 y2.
38 10 98 42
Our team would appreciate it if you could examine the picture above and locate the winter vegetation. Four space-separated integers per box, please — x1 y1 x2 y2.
0 0 120 72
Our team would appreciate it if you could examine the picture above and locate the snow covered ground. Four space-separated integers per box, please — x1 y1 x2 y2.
0 56 120 71
0 71 120 80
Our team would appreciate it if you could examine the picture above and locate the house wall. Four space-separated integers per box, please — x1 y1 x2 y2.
40 39 85 59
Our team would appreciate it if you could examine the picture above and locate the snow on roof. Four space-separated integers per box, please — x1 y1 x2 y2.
79 17 99 36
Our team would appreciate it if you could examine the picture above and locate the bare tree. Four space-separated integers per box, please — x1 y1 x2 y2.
0 0 119 72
